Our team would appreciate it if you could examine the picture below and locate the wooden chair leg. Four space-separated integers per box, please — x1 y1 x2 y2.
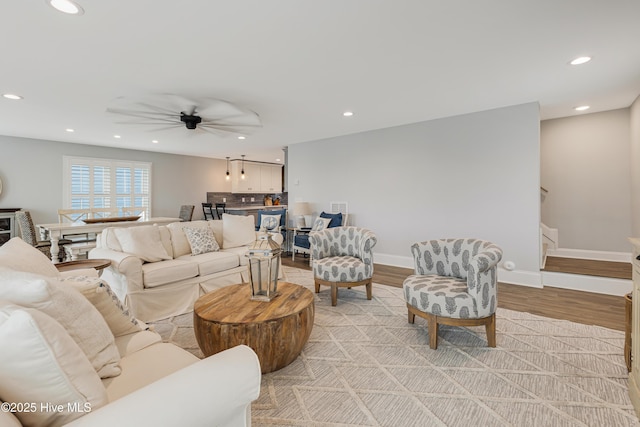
408 310 415 324
427 313 439 349
331 284 338 306
365 281 372 300
314 280 320 293
486 313 496 347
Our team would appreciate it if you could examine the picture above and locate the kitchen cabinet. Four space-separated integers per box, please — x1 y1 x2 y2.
231 161 282 194
260 164 283 192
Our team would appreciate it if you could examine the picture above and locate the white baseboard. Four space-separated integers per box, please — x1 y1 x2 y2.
374 252 630 296
546 248 632 263
542 271 631 296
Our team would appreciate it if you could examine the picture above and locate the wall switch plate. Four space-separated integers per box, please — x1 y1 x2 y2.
250 197 255 202
222 197 226 203
242 197 245 202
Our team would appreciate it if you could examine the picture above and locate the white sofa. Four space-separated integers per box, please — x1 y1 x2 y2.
89 215 284 322
0 237 261 427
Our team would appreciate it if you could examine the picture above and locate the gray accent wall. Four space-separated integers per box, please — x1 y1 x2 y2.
0 135 229 224
288 103 541 282
541 109 632 252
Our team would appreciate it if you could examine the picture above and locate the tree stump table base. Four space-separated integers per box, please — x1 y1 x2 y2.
194 282 315 374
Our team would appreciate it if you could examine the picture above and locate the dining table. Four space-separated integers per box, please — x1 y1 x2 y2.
37 216 181 263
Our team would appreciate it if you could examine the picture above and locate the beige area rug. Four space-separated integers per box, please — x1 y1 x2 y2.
151 267 640 427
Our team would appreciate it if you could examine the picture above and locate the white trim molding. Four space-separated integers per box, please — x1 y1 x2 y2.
547 248 632 263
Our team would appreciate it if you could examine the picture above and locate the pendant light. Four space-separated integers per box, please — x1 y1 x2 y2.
225 157 230 181
241 155 246 180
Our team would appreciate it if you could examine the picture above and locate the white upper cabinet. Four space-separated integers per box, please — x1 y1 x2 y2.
231 161 282 193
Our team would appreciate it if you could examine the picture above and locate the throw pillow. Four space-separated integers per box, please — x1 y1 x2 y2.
60 275 145 337
113 225 172 262
311 217 331 232
222 214 256 249
320 211 343 228
183 226 220 255
0 237 60 278
0 267 121 378
0 303 108 427
259 214 282 232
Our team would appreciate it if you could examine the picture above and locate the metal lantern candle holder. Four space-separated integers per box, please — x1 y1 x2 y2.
246 234 281 301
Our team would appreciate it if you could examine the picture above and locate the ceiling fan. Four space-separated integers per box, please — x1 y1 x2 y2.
106 94 261 137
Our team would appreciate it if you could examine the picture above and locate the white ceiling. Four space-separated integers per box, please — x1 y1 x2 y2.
2 1 640 163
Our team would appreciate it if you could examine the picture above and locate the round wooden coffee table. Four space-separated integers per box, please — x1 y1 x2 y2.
55 258 111 275
194 281 314 373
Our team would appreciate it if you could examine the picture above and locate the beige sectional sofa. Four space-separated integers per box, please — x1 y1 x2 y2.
0 237 261 427
89 214 284 322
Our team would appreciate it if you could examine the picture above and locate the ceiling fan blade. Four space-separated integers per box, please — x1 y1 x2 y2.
145 125 183 132
107 108 177 120
196 126 235 137
164 94 198 116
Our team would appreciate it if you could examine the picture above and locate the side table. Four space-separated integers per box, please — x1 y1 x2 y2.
194 281 314 373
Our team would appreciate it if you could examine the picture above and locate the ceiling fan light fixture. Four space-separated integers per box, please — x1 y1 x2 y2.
48 0 84 15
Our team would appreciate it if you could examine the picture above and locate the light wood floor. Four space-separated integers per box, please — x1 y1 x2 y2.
282 255 631 331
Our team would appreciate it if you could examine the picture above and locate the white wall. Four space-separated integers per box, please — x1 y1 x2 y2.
631 95 640 238
540 109 632 252
0 135 230 224
288 103 541 285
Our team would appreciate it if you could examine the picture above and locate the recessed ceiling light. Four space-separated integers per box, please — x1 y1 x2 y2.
275 158 281 162
152 140 159 144
2 93 23 100
343 111 354 117
47 0 84 15
113 135 121 139
574 105 590 111
65 128 75 133
237 136 246 140
570 56 592 65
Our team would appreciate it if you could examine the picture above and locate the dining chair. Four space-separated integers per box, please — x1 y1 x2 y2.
214 203 226 219
179 205 195 221
202 203 215 220
15 210 71 261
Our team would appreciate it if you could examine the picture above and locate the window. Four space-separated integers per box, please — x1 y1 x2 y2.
63 156 152 219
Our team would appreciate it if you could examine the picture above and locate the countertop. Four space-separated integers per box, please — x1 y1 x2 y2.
225 205 287 211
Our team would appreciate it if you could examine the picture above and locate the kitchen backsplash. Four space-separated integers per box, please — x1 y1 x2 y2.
206 192 288 208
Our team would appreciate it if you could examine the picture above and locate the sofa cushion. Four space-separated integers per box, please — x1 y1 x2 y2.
61 275 145 337
177 250 240 276
167 221 209 258
0 268 122 379
142 259 199 288
0 237 60 278
101 227 123 252
222 214 256 249
102 342 199 402
0 303 108 427
208 219 224 247
113 330 163 358
114 225 172 262
184 226 220 255
220 246 250 266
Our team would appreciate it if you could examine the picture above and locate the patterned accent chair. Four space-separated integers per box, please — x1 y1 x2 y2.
309 226 377 306
15 210 71 262
403 238 503 349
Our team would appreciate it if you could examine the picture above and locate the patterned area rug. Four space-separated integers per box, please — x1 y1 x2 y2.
151 267 640 427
